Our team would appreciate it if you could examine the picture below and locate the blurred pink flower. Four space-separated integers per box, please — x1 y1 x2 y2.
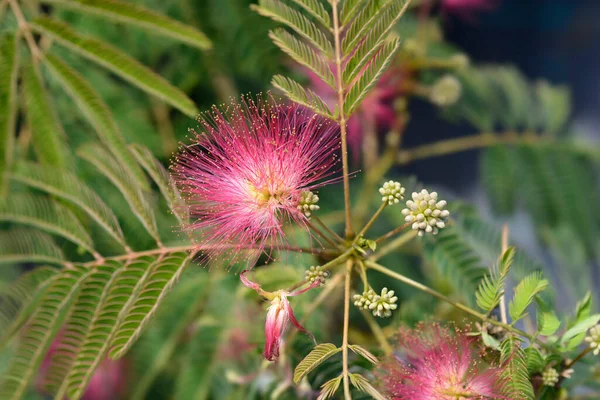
303 66 405 160
442 0 498 18
37 334 127 400
171 97 340 266
377 323 509 399
241 270 319 361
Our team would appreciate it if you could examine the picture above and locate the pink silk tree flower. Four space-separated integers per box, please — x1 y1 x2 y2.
377 323 509 399
241 270 319 361
171 97 340 267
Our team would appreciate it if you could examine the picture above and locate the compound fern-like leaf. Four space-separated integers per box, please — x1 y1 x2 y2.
30 17 198 117
0 33 19 198
0 228 64 265
40 0 211 50
509 271 548 323
272 75 334 118
293 343 340 384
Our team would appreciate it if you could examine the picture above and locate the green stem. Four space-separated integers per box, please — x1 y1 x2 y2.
306 219 341 248
359 308 393 356
365 260 548 347
565 347 592 369
371 230 417 261
313 214 345 244
356 202 387 240
374 222 411 244
285 249 353 293
332 0 353 239
342 259 353 400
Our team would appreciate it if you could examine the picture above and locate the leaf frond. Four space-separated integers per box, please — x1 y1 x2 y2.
293 343 340 384
509 271 548 323
78 143 161 245
0 193 95 254
43 53 149 190
0 228 65 265
0 33 19 197
269 28 335 88
11 161 128 250
272 74 334 118
40 0 212 50
30 17 198 117
253 0 333 56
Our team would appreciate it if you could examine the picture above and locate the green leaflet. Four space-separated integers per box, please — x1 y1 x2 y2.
46 261 122 398
30 17 198 117
43 53 150 191
0 228 65 265
0 266 91 400
294 343 341 384
271 75 334 118
78 143 161 245
40 0 211 50
0 266 59 348
12 161 128 250
22 62 72 169
252 0 333 56
0 33 19 198
0 193 95 255
109 251 195 359
130 143 189 227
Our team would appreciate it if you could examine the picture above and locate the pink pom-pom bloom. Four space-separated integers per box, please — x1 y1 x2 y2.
171 97 340 267
378 324 509 399
240 270 320 361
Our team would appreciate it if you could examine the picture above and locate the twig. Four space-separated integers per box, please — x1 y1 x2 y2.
312 214 345 244
359 308 393 356
306 219 341 248
371 230 417 261
356 202 387 239
374 222 411 244
8 0 42 61
365 260 550 349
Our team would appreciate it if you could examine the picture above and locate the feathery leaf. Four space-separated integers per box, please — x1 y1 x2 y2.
64 256 155 399
40 0 211 50
78 143 161 245
349 373 386 400
269 28 335 87
290 0 330 28
45 261 122 397
0 228 64 265
43 53 149 190
272 74 334 118
253 0 333 56
22 63 71 168
30 17 198 117
0 266 58 348
130 144 188 226
343 0 409 85
12 161 128 250
340 0 367 25
317 376 343 400
0 193 95 255
348 344 378 365
343 38 400 116
0 266 91 400
509 271 548 323
0 33 19 198
475 246 514 313
109 251 194 359
293 343 340 384
500 336 535 400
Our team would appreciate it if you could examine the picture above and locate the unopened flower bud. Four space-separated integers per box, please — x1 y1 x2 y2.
542 367 560 387
297 191 320 218
379 180 405 205
585 325 600 355
368 287 398 318
353 289 376 310
451 54 470 69
430 75 462 107
402 189 450 236
305 265 329 285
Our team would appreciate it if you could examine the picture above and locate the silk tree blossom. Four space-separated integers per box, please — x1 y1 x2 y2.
240 270 320 361
171 97 340 267
377 323 509 399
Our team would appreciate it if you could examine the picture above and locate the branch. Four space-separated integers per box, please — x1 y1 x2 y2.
396 131 600 165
